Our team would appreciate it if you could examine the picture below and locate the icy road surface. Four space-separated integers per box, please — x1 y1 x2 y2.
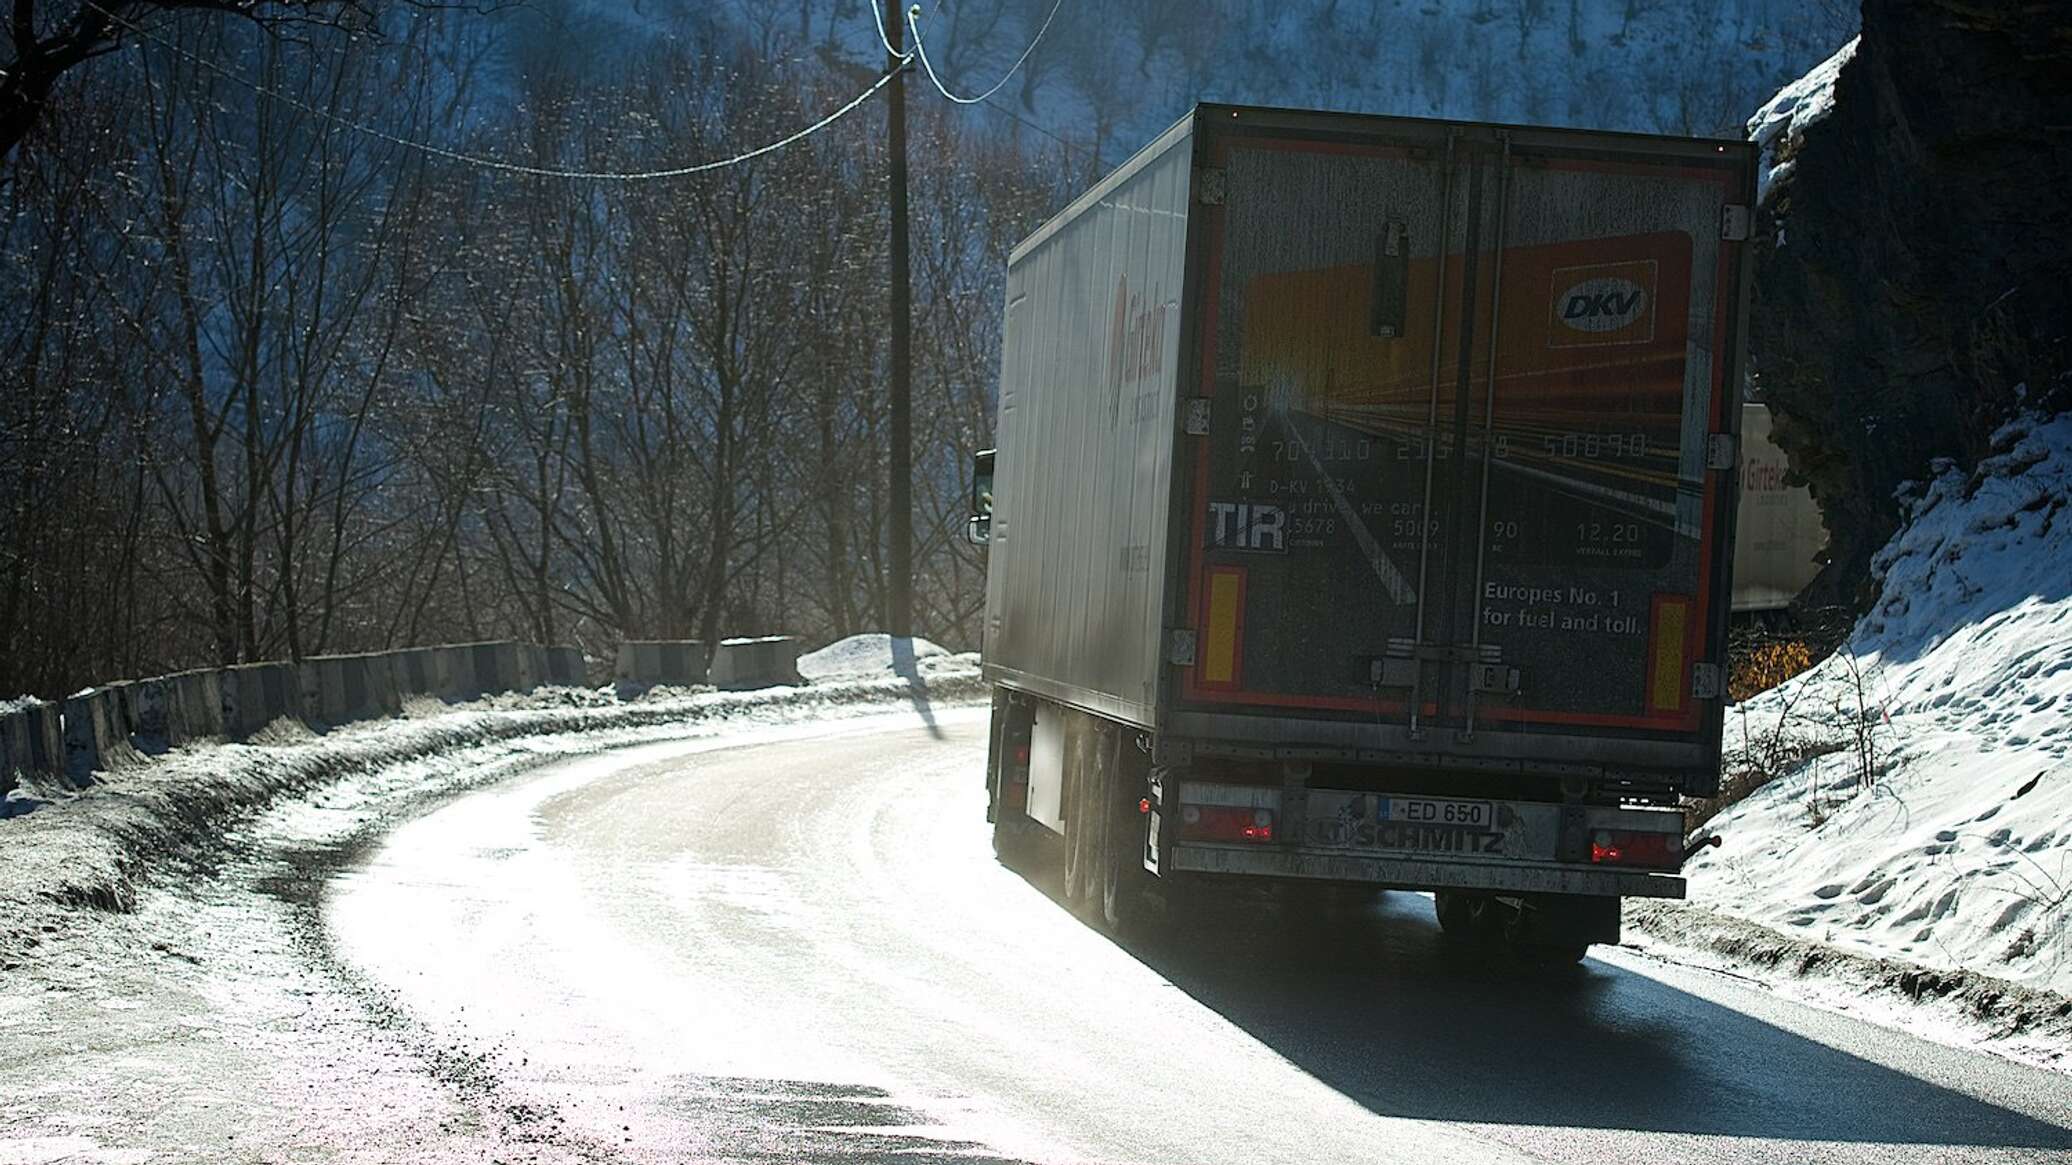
319 707 2071 1164
5 706 2070 1163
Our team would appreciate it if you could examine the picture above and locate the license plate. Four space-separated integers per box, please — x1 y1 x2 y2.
1299 792 1511 856
1380 796 1494 829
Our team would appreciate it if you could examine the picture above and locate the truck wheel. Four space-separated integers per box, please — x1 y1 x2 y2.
1098 794 1146 933
1433 892 1491 943
1062 762 1093 909
1517 942 1590 968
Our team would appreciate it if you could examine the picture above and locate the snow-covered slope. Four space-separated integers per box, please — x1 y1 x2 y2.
1689 411 2072 993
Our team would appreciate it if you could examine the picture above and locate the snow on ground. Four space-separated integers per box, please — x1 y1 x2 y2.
797 632 962 681
0 656 986 963
1748 34 1857 205
1689 410 2072 994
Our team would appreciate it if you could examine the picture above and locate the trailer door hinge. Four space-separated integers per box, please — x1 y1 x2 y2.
1721 204 1752 241
1183 397 1213 436
1196 168 1226 206
1691 662 1724 701
1165 629 1198 667
1706 432 1737 470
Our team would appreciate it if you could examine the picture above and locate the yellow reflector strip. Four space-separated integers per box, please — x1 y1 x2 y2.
1203 568 1244 686
1649 595 1690 713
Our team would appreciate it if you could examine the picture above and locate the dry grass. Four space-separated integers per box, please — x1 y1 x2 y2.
1730 638 1816 702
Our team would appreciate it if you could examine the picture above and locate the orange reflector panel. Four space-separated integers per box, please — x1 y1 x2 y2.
1647 594 1691 714
1201 566 1246 687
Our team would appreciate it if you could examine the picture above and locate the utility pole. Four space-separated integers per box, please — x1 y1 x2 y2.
885 0 915 639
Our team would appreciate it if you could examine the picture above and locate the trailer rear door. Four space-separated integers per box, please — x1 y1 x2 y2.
1175 111 1751 777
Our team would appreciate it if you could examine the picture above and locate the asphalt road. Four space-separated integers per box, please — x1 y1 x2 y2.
316 706 2072 1164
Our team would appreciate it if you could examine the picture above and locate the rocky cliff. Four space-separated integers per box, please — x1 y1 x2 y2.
1748 0 2072 609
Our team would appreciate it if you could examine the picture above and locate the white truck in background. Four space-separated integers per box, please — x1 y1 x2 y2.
1733 401 1826 615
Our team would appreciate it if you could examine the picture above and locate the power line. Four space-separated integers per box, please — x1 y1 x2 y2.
84 0 898 182
977 95 1110 170
869 0 912 61
907 0 1064 106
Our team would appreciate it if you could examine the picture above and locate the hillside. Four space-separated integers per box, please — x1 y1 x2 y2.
535 0 1857 158
1692 411 2072 993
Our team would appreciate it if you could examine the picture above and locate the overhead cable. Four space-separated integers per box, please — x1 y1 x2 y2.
906 0 1064 106
869 0 911 60
978 95 1109 169
84 0 897 182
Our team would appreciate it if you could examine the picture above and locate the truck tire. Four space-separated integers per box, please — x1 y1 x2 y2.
1515 941 1590 968
1505 894 1613 968
1062 747 1094 909
1434 892 1496 944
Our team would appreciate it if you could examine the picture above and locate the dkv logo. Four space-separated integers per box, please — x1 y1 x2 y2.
1559 278 1648 331
1548 260 1657 346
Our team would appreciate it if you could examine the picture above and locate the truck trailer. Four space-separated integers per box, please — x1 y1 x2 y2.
1732 401 1826 614
969 105 1755 962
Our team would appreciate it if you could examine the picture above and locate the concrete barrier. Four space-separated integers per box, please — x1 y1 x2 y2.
546 645 586 687
516 643 547 693
2 700 63 799
132 669 225 753
0 708 32 797
462 641 523 699
391 647 447 699
63 684 142 783
709 636 802 690
615 640 709 689
220 661 304 740
437 643 476 700
22 700 62 779
299 652 404 729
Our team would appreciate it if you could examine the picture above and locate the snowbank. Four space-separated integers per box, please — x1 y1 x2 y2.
1748 35 1857 205
797 633 962 681
0 659 985 963
1690 411 2072 993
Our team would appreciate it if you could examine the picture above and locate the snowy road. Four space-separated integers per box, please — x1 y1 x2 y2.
309 706 2072 1164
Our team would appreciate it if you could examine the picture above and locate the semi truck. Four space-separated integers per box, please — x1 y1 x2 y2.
967 105 1757 962
1733 401 1826 614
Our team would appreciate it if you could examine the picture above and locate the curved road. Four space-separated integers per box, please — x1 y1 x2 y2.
326 708 2072 1164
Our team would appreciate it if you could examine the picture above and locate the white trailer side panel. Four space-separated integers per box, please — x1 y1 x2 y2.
983 119 1195 729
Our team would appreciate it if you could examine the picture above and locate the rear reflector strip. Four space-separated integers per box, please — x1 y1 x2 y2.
1200 566 1246 688
1646 594 1691 715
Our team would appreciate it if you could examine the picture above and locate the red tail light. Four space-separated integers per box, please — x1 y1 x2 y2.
1002 742 1031 809
1178 804 1275 843
1590 829 1680 869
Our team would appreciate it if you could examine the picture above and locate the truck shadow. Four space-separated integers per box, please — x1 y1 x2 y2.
1100 886 2072 1150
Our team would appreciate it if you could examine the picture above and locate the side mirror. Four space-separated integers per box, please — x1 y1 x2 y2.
967 448 995 546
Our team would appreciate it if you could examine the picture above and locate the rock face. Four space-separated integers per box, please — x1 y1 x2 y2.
1748 0 2072 609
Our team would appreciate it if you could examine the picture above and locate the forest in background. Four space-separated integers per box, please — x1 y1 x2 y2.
0 0 1854 697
